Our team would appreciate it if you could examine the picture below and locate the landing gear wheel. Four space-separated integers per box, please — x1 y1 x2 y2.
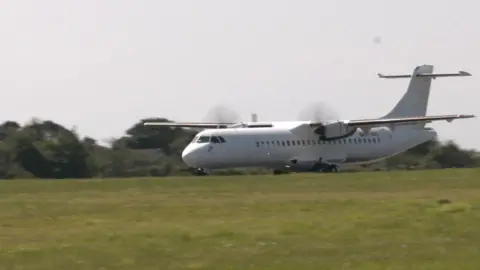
322 164 339 173
193 168 208 176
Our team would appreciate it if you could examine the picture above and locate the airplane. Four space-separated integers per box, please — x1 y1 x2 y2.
143 65 475 175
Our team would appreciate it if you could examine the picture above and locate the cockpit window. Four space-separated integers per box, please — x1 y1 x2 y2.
218 136 226 143
197 136 210 143
211 136 220 143
190 135 199 143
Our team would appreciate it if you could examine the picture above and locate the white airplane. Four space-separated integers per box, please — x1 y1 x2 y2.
144 65 475 175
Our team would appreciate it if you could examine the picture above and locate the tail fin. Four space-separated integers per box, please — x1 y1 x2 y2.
382 65 434 119
378 65 471 119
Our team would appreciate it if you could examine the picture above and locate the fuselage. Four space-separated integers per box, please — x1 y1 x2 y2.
181 121 437 171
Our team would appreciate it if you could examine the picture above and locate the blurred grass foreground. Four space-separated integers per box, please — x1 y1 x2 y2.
1 169 480 270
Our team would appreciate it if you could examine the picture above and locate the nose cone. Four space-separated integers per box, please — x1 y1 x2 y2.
182 147 198 167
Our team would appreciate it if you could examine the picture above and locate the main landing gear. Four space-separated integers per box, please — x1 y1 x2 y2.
322 164 339 173
310 161 340 173
192 168 209 176
272 163 340 175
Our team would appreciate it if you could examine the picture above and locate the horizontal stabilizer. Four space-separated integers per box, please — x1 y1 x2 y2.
378 70 471 79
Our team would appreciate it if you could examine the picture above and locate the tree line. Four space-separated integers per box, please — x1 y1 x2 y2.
0 118 478 179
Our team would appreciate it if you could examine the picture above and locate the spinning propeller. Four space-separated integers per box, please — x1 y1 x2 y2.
297 101 339 121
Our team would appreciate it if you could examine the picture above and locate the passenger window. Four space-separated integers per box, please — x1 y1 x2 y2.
302 140 305 145
256 142 259 147
292 141 296 146
286 141 290 146
282 141 286 146
218 136 226 143
297 140 301 145
277 141 281 146
211 136 220 143
197 136 210 143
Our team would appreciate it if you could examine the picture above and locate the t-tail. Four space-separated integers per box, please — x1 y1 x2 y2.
378 65 471 126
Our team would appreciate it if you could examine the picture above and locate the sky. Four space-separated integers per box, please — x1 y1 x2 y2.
0 0 478 149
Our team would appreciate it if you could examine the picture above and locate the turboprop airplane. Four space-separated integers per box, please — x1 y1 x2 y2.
144 65 475 175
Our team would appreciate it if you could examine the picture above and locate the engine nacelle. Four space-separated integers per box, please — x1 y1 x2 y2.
313 121 357 140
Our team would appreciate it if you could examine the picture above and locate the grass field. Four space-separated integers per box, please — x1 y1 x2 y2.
1 169 480 269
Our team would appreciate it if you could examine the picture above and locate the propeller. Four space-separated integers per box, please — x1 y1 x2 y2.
203 105 242 124
297 101 339 121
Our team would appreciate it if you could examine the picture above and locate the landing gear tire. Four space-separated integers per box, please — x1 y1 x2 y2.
193 168 208 176
323 164 339 173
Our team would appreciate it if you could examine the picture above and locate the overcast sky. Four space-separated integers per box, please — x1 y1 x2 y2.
0 0 478 149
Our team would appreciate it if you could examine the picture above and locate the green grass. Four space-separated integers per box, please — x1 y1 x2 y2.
1 169 480 269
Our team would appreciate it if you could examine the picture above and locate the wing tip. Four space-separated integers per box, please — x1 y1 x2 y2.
458 71 472 76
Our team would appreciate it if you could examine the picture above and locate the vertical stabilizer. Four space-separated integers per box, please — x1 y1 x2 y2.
382 65 433 119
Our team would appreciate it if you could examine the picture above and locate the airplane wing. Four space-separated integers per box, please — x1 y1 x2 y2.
309 114 475 129
346 114 475 127
142 121 234 128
